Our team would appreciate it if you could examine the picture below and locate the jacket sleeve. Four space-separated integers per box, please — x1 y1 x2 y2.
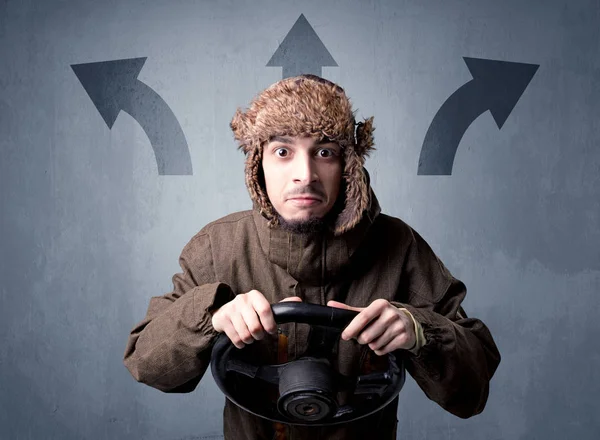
390 228 501 419
123 231 235 393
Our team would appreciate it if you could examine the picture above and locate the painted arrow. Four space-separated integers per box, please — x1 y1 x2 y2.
267 14 338 78
418 57 539 175
71 57 192 175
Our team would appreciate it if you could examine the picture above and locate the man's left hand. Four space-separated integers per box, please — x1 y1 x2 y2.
327 299 416 356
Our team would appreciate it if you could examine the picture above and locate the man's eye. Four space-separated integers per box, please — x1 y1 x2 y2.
275 148 289 157
317 148 335 158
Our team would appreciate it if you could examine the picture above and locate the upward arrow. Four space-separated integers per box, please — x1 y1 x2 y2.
267 14 338 78
71 57 192 175
418 57 539 175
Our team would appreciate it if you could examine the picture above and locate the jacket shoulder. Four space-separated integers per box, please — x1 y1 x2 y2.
377 213 454 302
178 210 254 252
373 212 417 241
204 210 255 229
189 210 255 237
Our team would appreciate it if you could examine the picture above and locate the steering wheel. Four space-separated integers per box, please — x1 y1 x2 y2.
210 302 405 426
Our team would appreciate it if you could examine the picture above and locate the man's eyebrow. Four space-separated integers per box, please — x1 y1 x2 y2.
317 136 335 144
268 135 337 145
269 136 294 144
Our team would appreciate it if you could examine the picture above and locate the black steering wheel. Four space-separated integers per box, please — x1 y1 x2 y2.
210 302 405 426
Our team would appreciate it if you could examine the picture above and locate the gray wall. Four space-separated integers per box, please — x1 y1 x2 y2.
1 0 599 438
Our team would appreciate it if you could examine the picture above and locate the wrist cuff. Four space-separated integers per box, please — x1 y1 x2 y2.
398 307 426 354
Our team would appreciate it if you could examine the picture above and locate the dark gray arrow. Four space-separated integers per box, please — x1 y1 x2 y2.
71 57 192 175
418 57 539 175
267 14 338 78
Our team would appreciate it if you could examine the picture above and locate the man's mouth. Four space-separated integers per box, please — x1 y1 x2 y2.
289 196 321 200
287 196 322 206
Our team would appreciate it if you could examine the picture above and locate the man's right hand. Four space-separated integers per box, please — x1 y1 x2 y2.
211 290 302 349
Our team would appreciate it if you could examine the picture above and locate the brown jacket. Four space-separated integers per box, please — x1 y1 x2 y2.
123 191 500 439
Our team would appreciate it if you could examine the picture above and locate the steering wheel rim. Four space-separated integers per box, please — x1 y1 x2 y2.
210 302 406 426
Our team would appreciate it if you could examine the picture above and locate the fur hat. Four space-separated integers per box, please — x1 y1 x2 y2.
230 74 375 236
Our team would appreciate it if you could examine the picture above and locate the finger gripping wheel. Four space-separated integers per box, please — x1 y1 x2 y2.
210 302 405 426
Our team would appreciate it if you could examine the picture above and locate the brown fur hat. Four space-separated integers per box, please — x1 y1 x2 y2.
230 74 375 236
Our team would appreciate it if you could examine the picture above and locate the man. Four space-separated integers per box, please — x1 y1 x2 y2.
123 74 500 439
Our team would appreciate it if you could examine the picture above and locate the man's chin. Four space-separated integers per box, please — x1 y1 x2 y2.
277 213 327 235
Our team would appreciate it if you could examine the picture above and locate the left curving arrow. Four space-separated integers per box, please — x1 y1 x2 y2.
71 57 192 175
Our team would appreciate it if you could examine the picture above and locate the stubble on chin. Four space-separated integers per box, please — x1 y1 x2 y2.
272 188 343 235
276 213 327 235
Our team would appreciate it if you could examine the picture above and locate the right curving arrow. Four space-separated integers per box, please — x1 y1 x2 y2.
418 57 539 175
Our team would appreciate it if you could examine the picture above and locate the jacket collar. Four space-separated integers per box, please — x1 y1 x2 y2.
252 188 381 285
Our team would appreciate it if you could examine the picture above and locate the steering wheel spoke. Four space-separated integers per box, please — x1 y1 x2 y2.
225 358 287 385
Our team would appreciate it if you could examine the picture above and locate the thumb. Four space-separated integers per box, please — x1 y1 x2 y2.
279 296 302 303
327 300 363 312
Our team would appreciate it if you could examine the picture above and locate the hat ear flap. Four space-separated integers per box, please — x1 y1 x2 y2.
355 116 375 157
244 142 279 226
333 146 370 235
230 108 255 154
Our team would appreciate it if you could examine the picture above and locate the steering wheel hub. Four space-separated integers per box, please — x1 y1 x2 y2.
277 358 337 421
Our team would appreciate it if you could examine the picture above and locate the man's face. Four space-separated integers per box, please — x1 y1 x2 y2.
262 135 343 225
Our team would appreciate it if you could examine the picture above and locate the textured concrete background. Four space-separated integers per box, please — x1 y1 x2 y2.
1 0 599 438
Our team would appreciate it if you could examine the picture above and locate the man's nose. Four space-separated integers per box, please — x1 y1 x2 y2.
292 155 318 184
